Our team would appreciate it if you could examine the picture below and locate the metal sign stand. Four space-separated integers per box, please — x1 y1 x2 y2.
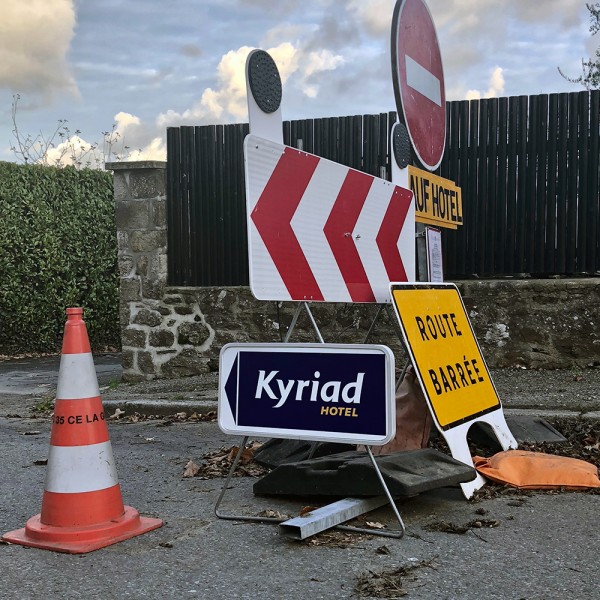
214 300 407 539
216 49 415 539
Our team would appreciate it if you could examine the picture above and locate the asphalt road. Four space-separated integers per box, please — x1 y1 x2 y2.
0 416 598 600
0 355 598 599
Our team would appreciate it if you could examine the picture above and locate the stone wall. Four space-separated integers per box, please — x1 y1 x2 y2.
108 162 600 381
457 279 600 369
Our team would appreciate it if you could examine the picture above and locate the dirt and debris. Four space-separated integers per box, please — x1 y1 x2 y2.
422 518 500 535
183 441 269 479
429 417 599 467
256 509 291 520
174 416 599 499
302 529 372 548
355 557 438 598
113 410 218 425
521 417 600 468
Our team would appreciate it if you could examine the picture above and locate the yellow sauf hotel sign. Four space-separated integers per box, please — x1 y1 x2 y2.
409 165 463 229
390 283 501 430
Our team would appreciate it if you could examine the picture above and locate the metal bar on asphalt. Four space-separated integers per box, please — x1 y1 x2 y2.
279 497 389 540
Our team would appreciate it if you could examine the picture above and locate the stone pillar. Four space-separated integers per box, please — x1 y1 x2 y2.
107 161 169 380
107 161 215 381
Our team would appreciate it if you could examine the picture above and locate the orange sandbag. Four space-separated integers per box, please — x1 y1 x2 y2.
473 450 600 490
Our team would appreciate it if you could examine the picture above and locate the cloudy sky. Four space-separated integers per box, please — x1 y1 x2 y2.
0 0 597 165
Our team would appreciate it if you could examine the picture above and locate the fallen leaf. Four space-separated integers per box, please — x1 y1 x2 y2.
299 506 318 516
355 557 438 598
366 521 386 529
375 545 391 555
256 509 290 520
305 530 369 548
109 408 125 420
467 519 500 529
183 460 201 477
423 521 469 534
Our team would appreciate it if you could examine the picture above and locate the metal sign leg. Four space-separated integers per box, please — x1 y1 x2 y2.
282 302 325 343
214 436 287 525
335 446 406 539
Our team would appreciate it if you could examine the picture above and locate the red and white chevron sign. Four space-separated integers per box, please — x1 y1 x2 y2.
244 135 415 303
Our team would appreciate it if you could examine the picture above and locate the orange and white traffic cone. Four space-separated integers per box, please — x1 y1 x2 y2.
2 307 162 553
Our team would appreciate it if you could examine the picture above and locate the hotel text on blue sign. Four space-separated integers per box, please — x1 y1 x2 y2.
218 343 395 445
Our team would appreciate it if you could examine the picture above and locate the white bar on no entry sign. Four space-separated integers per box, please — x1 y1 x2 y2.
405 55 441 107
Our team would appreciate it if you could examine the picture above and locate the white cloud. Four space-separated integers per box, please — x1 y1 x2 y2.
269 42 301 85
297 49 345 98
156 39 346 128
157 45 257 126
0 0 77 100
42 110 167 167
347 0 395 36
44 135 101 168
465 66 505 100
128 137 167 161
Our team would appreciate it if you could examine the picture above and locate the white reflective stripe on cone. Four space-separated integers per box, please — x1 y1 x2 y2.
56 353 101 400
44 441 119 493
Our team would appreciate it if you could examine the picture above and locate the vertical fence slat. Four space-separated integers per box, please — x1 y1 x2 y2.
363 114 379 176
566 93 579 273
476 99 489 276
515 96 528 273
214 125 227 284
166 127 182 285
495 97 508 275
485 98 498 276
441 100 460 276
466 100 479 276
556 93 569 272
589 90 600 273
453 100 470 277
378 113 390 180
351 115 362 171
535 95 549 274
577 92 590 273
546 94 558 273
505 97 519 274
180 126 195 285
525 95 538 273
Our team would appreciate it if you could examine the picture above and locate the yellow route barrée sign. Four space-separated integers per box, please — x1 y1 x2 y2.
390 283 500 429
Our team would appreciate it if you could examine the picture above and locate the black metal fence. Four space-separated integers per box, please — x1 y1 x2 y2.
167 90 600 285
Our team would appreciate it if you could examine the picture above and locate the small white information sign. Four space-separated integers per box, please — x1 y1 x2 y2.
426 227 444 282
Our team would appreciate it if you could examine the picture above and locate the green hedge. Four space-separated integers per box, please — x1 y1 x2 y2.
0 161 119 354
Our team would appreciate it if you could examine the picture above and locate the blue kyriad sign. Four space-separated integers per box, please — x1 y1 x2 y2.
218 343 396 445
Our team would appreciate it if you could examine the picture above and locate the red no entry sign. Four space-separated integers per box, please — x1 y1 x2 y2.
391 0 446 171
